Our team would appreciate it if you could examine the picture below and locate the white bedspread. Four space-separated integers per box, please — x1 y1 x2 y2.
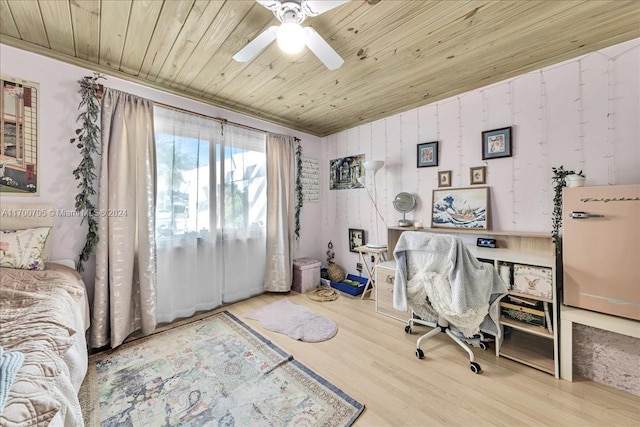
0 263 88 427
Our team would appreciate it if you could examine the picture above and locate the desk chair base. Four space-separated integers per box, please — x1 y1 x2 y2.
404 316 486 374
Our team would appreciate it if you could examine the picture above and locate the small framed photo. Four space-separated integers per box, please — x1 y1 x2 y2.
438 170 452 187
470 166 486 185
417 141 439 168
348 228 365 252
482 126 512 160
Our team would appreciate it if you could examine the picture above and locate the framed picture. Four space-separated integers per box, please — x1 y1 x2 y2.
417 141 438 168
330 154 365 190
470 166 486 185
438 170 451 187
431 187 489 230
1 75 39 195
348 228 365 252
482 126 512 160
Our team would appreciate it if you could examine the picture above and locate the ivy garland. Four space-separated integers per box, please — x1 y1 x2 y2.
70 73 104 272
294 140 303 240
551 165 583 253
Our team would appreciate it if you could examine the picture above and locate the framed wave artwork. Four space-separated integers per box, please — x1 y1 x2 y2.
431 187 489 230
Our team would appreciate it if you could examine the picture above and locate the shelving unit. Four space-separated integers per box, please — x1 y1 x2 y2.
499 330 555 374
501 317 553 338
387 227 560 378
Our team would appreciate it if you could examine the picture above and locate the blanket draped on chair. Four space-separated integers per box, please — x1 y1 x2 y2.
393 232 508 337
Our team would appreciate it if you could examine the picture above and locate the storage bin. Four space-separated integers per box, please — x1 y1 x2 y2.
513 264 553 299
500 302 545 327
292 258 322 293
330 274 367 296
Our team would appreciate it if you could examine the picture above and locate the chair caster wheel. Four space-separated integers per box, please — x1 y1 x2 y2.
470 362 482 374
404 325 412 334
479 342 488 351
415 348 424 359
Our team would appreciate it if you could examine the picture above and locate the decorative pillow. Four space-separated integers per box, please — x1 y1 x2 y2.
0 227 51 270
0 203 55 260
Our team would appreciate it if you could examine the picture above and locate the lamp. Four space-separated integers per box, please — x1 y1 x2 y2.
277 22 305 54
276 8 306 54
361 160 387 248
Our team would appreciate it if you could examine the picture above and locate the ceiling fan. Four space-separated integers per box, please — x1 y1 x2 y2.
233 0 349 70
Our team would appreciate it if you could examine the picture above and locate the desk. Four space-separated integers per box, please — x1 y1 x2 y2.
355 245 387 300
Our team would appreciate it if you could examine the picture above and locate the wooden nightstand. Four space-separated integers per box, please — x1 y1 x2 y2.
375 260 410 321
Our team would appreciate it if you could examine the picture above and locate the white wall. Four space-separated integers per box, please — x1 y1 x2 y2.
322 38 640 272
0 44 323 292
1 39 638 285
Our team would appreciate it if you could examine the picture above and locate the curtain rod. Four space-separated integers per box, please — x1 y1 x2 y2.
96 84 299 141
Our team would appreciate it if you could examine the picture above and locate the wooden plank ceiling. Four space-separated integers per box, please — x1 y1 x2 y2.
1 0 639 137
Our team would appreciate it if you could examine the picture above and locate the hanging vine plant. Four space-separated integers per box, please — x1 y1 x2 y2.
551 165 583 253
294 140 304 240
70 73 104 272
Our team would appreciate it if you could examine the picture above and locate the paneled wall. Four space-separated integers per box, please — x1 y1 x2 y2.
322 38 639 270
320 38 639 392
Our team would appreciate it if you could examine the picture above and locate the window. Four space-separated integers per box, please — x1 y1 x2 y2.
153 106 266 240
222 127 266 233
153 106 268 320
155 130 211 237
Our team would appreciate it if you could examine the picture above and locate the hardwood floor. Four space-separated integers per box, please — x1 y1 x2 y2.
142 291 640 426
213 292 640 426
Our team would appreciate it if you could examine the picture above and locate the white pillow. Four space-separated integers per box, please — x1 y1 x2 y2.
0 227 51 270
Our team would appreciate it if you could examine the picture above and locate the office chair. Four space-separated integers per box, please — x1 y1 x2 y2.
393 232 508 374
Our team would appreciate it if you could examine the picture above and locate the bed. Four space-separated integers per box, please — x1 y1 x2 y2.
0 204 90 426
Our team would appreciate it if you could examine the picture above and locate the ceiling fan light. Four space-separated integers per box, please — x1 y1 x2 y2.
277 22 305 54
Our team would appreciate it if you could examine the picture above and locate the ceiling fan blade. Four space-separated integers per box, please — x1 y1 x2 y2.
302 0 350 16
256 0 281 12
233 26 279 62
304 27 344 70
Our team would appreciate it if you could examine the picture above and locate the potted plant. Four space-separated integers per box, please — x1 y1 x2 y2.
565 172 586 187
551 166 584 251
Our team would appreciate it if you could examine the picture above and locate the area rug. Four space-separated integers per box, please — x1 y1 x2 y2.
79 311 362 426
244 298 338 342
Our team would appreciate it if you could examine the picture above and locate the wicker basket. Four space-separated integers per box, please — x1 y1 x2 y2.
326 263 345 282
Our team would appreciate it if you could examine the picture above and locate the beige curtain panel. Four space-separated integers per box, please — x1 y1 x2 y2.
91 88 157 349
263 133 296 292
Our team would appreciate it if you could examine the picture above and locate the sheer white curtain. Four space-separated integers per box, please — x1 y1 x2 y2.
92 89 156 348
154 107 221 323
221 126 267 302
264 133 296 292
153 107 266 323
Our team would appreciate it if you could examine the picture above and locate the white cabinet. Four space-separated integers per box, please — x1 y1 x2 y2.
387 227 559 378
375 260 410 321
